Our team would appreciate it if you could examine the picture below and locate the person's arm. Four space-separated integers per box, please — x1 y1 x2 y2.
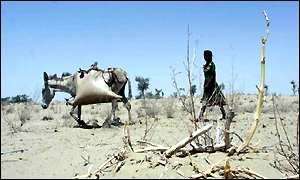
203 62 215 73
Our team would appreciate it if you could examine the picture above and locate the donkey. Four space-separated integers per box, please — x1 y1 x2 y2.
41 67 132 128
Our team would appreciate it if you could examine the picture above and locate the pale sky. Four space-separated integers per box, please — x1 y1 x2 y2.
1 1 299 101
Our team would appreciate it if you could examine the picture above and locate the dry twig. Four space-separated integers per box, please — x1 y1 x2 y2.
164 124 213 157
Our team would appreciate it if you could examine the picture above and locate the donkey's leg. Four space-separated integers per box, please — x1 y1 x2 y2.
111 99 118 121
70 105 87 127
219 105 227 120
110 99 123 126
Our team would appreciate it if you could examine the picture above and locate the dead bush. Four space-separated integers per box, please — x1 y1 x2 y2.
6 106 15 114
163 98 176 118
271 95 299 176
3 113 21 134
17 106 31 126
136 107 145 118
144 100 159 118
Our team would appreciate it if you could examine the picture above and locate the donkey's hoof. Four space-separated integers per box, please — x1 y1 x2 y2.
86 119 101 128
111 118 124 127
102 120 111 128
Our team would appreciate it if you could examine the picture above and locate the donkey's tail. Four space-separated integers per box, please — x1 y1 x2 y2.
127 78 132 100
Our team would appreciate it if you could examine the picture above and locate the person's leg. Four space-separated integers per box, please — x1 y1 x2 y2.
198 105 207 120
220 105 226 119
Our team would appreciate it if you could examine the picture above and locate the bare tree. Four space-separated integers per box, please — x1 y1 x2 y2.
185 24 197 125
170 25 197 130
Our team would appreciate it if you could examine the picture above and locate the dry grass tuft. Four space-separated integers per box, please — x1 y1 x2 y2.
17 105 31 126
6 106 15 114
3 113 21 134
163 98 176 118
136 107 145 118
144 100 159 118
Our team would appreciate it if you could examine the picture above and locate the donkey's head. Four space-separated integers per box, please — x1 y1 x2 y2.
41 72 55 109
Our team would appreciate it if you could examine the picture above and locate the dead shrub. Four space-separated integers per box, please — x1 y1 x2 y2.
17 106 31 126
271 95 299 176
136 107 145 118
163 98 176 118
3 113 21 134
144 100 159 118
6 106 15 114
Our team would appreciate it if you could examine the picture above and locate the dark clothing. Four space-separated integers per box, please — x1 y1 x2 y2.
201 61 226 107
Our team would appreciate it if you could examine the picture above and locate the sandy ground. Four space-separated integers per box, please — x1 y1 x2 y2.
1 95 299 179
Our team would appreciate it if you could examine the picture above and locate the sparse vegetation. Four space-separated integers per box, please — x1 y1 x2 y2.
163 98 176 118
135 104 145 119
271 95 299 176
144 100 159 118
2 8 299 180
2 112 21 134
1 94 32 104
17 105 31 126
6 106 15 114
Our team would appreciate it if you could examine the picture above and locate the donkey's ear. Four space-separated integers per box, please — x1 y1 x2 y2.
50 74 58 79
44 72 49 81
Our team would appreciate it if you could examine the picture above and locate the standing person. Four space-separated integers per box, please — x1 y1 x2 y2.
198 50 227 121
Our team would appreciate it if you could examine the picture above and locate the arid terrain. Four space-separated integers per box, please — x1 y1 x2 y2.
1 94 299 179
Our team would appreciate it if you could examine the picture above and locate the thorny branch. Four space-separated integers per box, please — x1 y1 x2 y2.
272 95 299 175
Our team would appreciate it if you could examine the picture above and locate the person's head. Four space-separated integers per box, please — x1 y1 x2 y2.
203 50 213 62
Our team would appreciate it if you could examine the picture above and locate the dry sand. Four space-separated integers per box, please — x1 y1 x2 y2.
1 95 299 178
